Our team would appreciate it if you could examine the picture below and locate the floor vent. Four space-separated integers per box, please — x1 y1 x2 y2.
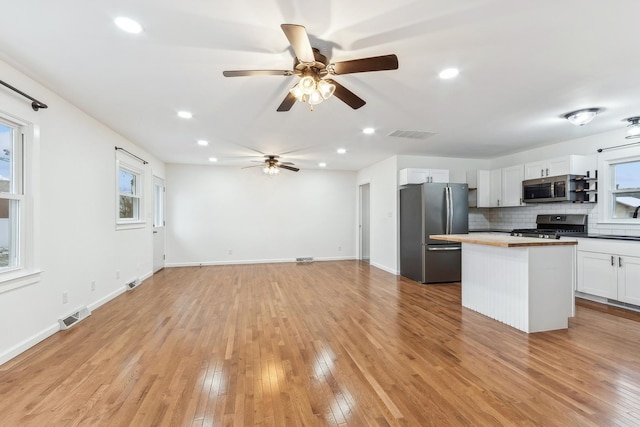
296 257 314 263
58 307 91 330
126 278 141 291
388 130 437 140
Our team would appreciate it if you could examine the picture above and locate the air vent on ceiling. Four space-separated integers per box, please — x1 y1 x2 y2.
388 130 437 140
58 306 91 330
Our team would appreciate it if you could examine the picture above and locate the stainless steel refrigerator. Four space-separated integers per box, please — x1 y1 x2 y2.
400 183 468 283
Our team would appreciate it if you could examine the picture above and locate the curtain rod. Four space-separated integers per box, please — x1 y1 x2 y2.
115 146 148 164
597 140 640 153
0 79 48 111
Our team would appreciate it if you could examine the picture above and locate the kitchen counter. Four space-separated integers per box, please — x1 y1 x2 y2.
578 234 640 242
430 233 575 333
431 233 578 247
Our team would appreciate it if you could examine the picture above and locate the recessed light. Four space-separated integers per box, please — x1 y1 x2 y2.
337 148 347 154
362 128 375 135
177 111 193 119
114 17 143 34
439 68 459 79
197 140 209 146
318 162 327 167
208 157 218 162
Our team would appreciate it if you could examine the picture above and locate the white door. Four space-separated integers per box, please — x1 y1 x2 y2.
152 176 165 273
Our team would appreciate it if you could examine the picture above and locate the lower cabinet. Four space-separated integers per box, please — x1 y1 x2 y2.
577 246 640 305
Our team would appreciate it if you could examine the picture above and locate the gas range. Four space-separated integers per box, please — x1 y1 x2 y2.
510 214 588 239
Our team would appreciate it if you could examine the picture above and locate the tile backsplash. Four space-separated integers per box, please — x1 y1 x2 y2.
469 203 639 237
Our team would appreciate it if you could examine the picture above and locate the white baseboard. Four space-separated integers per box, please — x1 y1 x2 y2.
370 261 399 275
0 323 59 366
166 256 356 268
87 285 127 312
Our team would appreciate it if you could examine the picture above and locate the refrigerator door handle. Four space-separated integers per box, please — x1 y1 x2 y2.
445 186 452 234
427 246 461 251
449 186 454 232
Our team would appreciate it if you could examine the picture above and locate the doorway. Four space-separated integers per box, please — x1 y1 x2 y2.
152 176 165 273
359 183 370 263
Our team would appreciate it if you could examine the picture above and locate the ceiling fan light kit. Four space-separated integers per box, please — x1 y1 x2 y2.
223 24 398 111
564 108 600 126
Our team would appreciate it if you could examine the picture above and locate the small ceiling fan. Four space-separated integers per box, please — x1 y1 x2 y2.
223 24 399 111
243 155 300 175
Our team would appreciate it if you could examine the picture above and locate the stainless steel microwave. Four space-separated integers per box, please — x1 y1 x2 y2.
522 174 582 203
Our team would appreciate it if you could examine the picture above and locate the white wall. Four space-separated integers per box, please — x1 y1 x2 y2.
165 164 356 265
356 156 399 274
0 59 164 365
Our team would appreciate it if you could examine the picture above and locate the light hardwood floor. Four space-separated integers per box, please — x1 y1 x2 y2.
1 261 640 426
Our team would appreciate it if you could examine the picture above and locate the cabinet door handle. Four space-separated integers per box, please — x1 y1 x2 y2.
619 257 623 267
540 169 544 177
545 168 549 176
611 255 615 266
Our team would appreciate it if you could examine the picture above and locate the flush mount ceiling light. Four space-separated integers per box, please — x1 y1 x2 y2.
624 116 640 139
362 127 375 135
439 68 459 79
318 162 327 167
564 108 600 126
114 17 143 34
208 157 218 162
197 140 209 146
177 111 193 119
337 148 346 154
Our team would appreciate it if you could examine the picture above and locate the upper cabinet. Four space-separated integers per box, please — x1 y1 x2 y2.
467 166 525 208
399 168 450 185
524 155 592 179
501 164 526 207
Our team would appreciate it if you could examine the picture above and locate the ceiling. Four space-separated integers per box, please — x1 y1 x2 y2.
1 0 640 171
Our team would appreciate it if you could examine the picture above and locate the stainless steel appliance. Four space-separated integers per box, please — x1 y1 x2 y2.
400 183 468 283
510 214 588 239
522 174 585 203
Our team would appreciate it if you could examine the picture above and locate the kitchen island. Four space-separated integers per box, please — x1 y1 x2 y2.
430 233 578 333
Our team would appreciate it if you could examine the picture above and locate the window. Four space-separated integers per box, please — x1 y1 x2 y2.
116 158 144 227
0 119 23 271
610 160 640 219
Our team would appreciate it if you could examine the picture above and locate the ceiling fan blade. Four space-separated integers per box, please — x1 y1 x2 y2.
330 54 398 75
281 24 315 63
241 164 263 169
223 70 293 77
279 162 295 165
277 91 297 112
279 164 300 172
326 79 366 109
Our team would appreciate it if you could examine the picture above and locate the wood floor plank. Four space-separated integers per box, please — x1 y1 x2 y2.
2 261 640 425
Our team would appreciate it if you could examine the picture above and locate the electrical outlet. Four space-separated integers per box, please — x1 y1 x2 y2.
91 281 96 291
62 292 68 304
228 249 233 255
116 271 120 280
338 246 342 251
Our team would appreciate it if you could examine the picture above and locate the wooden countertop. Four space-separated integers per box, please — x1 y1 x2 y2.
430 233 578 247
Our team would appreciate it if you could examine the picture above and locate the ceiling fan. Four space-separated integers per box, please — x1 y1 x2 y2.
243 155 300 175
223 24 399 111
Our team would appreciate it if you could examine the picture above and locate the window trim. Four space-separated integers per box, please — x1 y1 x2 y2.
598 146 640 227
0 111 41 290
115 155 146 230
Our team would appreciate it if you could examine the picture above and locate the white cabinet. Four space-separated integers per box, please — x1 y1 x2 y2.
576 238 640 305
489 169 502 207
467 166 524 207
576 251 618 298
399 168 449 185
501 164 525 207
524 155 591 179
466 170 490 208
